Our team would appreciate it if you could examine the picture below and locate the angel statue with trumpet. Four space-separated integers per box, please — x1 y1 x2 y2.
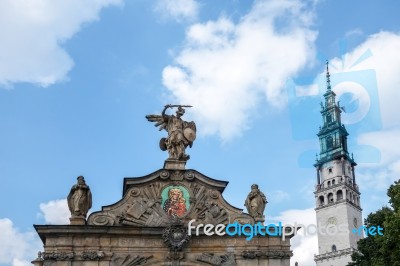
146 104 196 161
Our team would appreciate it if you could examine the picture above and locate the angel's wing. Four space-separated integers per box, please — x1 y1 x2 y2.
146 114 167 131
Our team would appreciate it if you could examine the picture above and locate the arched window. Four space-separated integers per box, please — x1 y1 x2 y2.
328 181 331 187
332 244 337 252
337 190 343 200
319 196 325 206
332 179 336 185
327 193 334 203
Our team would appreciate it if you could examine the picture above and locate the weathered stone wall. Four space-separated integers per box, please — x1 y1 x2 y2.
35 225 292 266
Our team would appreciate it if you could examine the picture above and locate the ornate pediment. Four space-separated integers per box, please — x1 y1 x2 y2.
87 169 253 227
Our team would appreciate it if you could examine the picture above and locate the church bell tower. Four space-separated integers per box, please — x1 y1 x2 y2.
314 62 363 266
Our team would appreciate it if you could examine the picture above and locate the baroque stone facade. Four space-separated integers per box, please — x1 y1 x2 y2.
33 167 294 266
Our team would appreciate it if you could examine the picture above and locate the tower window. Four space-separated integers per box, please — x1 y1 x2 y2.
327 193 334 203
332 244 337 252
332 179 335 185
337 190 343 200
326 136 333 150
327 181 331 186
319 196 325 206
326 113 332 123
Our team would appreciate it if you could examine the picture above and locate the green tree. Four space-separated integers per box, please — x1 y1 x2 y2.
382 180 400 265
348 179 400 266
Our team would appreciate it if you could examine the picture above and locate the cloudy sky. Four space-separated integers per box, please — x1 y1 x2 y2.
1 0 400 265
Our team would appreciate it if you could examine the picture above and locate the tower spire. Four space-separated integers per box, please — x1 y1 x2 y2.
326 60 331 91
314 63 362 266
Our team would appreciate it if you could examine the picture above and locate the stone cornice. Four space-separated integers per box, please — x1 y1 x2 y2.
314 199 362 211
314 247 357 262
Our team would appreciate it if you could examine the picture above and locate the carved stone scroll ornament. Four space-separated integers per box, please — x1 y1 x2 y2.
81 251 105 260
92 213 116 226
111 254 153 266
41 252 75 260
196 253 236 266
242 250 293 259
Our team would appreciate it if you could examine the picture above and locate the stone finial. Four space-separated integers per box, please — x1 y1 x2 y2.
244 184 268 222
31 252 43 266
146 104 196 164
67 176 92 225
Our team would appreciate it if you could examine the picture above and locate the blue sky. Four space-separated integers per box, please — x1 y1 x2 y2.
1 0 400 265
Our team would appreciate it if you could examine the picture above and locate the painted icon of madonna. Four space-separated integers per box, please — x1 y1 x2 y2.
161 186 190 217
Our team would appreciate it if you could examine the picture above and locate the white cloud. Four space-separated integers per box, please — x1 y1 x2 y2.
0 218 42 265
12 258 32 266
0 0 123 88
329 31 400 130
155 0 199 22
326 32 400 192
269 208 317 266
162 0 317 140
39 199 70 224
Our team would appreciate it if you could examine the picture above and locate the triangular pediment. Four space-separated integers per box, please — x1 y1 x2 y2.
87 169 253 227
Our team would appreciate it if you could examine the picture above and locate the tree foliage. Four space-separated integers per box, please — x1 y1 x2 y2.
348 179 400 266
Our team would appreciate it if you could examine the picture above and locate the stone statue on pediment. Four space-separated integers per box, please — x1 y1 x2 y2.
67 176 92 219
146 104 196 161
245 184 267 222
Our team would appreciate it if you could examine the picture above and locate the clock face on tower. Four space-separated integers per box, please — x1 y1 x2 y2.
327 216 337 225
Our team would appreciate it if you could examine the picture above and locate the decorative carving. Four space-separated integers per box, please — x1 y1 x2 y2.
81 251 105 260
111 254 153 266
184 171 195 181
88 170 253 228
196 253 236 266
160 170 170 179
130 188 141 197
162 221 191 251
42 252 75 260
209 190 220 199
146 104 196 161
167 251 184 262
118 197 168 226
242 250 262 259
244 184 267 222
265 250 292 259
92 214 116 226
67 176 92 218
242 250 293 259
198 202 227 225
170 170 184 181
